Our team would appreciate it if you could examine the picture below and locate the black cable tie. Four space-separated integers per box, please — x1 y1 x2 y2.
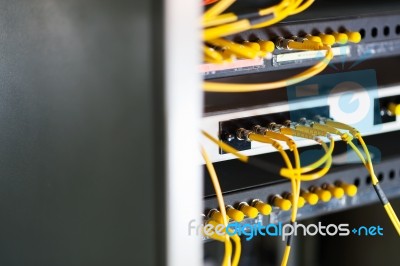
236 11 259 20
373 183 389 205
286 221 295 246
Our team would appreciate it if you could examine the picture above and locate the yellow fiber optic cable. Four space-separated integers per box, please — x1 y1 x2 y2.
204 55 223 64
252 0 304 29
297 137 334 174
202 129 333 266
259 0 291 16
251 131 331 266
203 13 238 28
280 138 333 181
203 0 236 20
202 0 294 29
290 0 315 15
356 136 400 235
246 132 299 266
201 147 235 266
283 142 300 266
201 0 316 66
207 38 259 59
247 133 294 174
279 127 335 174
202 128 332 208
204 20 252 41
307 122 371 175
204 46 224 63
202 0 313 39
280 136 333 266
240 130 332 266
203 46 333 92
252 128 301 207
207 221 229 242
281 245 292 266
230 234 242 266
321 120 400 235
202 129 333 182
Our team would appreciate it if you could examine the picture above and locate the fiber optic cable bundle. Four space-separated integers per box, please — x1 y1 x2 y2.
201 0 335 255
201 116 400 265
202 0 318 62
202 147 242 266
199 2 391 266
201 0 338 93
203 0 315 40
201 0 363 93
202 128 334 266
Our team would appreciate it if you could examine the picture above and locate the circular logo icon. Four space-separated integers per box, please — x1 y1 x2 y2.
327 82 370 125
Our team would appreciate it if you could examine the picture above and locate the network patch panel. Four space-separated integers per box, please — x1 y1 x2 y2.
202 85 400 163
202 11 400 79
200 1 400 265
202 130 400 240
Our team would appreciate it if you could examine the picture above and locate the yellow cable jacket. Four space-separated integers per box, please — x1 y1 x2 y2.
281 140 333 181
358 133 400 235
203 0 236 19
250 133 301 225
248 134 293 170
203 20 251 41
201 147 233 266
203 13 238 28
300 141 332 180
259 0 290 16
293 145 301 172
255 0 302 28
253 132 306 233
347 141 366 165
300 138 334 173
207 38 259 59
348 131 400 234
289 178 297 217
264 131 296 150
203 46 223 62
279 129 334 176
290 0 315 15
231 235 242 266
251 132 302 247
281 245 291 266
384 204 400 235
357 135 379 185
248 133 274 145
262 0 291 15
204 55 218 64
203 47 333 92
